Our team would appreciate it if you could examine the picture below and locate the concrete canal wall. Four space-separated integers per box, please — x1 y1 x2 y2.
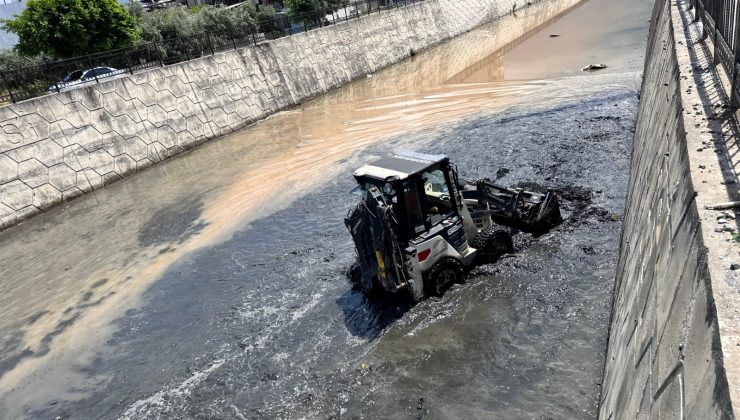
599 0 738 418
0 0 584 230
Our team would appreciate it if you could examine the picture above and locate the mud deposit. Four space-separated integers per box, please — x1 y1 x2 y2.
18 77 634 419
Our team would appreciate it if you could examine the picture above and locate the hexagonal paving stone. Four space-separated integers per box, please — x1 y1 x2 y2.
18 158 49 188
0 201 12 216
62 186 84 202
32 183 62 208
114 154 136 175
0 202 16 229
0 180 33 211
0 155 18 184
76 169 101 193
5 139 64 167
48 163 78 191
88 149 115 176
157 126 178 149
121 137 146 161
16 205 42 221
63 144 88 171
147 142 166 163
136 157 154 171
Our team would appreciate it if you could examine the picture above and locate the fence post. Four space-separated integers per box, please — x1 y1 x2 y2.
157 43 164 67
696 0 702 24
207 33 215 55
287 15 293 35
184 38 191 61
714 13 721 66
367 0 371 14
86 56 99 84
124 50 134 75
0 70 15 103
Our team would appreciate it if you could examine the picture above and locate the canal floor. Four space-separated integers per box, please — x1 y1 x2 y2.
0 0 653 417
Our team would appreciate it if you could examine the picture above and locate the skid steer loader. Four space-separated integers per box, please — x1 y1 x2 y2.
345 152 561 301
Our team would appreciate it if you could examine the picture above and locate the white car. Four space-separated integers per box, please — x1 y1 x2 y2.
48 67 127 93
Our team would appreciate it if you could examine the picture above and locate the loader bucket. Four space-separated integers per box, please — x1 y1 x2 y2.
532 191 562 234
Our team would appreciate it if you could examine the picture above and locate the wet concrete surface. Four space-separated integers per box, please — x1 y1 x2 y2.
0 0 650 418
19 76 638 419
504 0 654 79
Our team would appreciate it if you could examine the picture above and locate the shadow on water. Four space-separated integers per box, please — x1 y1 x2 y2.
137 194 209 248
336 288 414 340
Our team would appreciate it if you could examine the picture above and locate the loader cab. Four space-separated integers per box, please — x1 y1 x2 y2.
352 152 460 243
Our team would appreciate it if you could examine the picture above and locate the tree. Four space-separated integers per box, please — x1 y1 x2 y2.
0 49 48 71
256 5 277 34
285 0 342 26
2 0 139 58
284 0 319 26
136 7 193 44
191 5 255 39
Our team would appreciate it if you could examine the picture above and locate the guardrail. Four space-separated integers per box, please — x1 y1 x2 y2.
692 0 740 105
0 0 424 105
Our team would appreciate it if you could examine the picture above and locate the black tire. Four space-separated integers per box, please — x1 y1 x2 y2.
471 227 513 264
425 258 464 297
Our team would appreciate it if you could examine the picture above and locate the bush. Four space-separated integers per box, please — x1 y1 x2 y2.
0 49 49 72
134 4 256 46
137 7 194 43
256 5 277 33
192 5 256 39
284 0 341 26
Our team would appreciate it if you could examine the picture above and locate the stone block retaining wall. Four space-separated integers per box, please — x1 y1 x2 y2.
598 0 736 418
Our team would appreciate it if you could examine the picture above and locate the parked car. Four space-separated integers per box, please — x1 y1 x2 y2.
47 67 127 93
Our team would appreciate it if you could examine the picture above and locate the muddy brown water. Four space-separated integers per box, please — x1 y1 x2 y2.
0 0 652 417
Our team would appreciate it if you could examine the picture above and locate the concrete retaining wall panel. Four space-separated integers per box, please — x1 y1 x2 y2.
598 0 735 418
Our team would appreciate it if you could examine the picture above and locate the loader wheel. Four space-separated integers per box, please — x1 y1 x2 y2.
471 227 513 264
425 259 463 297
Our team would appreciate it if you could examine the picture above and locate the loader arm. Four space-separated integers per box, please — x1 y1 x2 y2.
461 179 562 235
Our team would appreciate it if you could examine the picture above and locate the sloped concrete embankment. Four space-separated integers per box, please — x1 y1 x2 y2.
0 0 579 230
599 0 737 418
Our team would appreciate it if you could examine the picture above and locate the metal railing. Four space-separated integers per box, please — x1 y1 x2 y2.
0 0 424 105
693 0 740 105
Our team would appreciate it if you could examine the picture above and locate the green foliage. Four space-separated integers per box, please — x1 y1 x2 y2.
285 0 343 25
0 49 49 71
192 5 255 38
256 5 277 33
134 4 256 45
188 4 210 15
137 7 193 43
2 0 139 58
231 3 258 32
284 0 320 21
